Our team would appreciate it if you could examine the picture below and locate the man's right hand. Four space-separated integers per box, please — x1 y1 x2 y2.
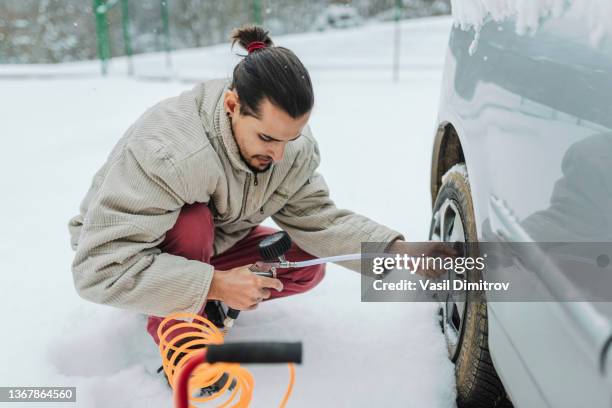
207 264 284 310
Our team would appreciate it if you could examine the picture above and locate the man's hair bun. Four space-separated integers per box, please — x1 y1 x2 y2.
230 25 274 52
229 25 313 119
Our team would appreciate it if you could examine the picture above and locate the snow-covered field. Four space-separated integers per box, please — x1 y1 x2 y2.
0 16 456 407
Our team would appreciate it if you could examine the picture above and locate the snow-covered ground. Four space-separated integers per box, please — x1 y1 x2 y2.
0 16 456 407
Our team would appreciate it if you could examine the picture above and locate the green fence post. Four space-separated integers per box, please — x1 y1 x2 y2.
252 0 262 25
393 0 402 82
161 0 172 70
93 0 111 75
121 0 133 75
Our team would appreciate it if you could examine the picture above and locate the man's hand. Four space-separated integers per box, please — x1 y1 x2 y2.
207 264 284 310
386 240 459 278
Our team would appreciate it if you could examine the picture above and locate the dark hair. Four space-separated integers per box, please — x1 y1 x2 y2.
230 25 314 119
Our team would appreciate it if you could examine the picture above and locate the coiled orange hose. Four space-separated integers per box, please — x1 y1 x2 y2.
158 312 295 407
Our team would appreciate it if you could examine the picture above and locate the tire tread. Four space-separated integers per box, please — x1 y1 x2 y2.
433 164 513 408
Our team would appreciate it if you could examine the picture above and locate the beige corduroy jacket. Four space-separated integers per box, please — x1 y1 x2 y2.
68 78 404 317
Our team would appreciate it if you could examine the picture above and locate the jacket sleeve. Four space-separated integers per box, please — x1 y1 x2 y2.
271 148 404 273
71 137 214 317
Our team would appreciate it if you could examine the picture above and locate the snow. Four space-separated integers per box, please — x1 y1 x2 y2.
450 0 564 34
450 0 612 47
0 16 456 407
442 163 469 185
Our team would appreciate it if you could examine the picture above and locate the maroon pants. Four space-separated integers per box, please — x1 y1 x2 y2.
147 202 325 345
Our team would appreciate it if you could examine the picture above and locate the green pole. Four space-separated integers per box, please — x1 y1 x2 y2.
393 0 402 82
93 0 111 75
252 0 262 25
121 0 133 75
161 0 172 70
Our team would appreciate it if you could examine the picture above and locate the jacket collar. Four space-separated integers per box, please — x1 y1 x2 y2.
212 84 254 174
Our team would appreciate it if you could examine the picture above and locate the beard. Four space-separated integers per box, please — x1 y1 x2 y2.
230 121 273 173
238 150 273 173
246 160 272 173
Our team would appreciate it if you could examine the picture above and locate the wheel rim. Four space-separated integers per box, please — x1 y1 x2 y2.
430 198 467 360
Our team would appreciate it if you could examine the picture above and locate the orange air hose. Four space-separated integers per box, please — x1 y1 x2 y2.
157 312 296 408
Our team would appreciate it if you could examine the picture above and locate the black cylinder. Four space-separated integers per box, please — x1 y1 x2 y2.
206 342 302 364
258 231 292 261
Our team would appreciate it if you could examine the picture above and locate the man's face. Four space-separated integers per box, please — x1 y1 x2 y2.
224 90 311 173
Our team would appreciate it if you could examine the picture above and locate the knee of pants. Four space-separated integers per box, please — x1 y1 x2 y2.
311 264 326 286
162 202 214 262
294 263 326 290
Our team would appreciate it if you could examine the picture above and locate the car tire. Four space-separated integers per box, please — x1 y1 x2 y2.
429 163 513 408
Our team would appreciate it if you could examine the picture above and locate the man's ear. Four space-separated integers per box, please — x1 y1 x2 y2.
223 90 241 116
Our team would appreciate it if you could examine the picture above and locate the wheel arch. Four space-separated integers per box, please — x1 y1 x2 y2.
430 122 466 208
